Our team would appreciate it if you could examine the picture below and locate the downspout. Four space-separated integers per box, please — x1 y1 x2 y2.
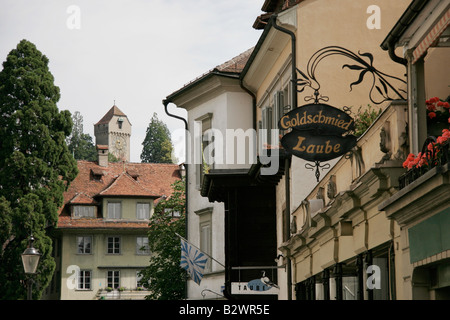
380 0 429 67
163 98 189 298
272 15 296 301
239 79 257 131
272 15 298 109
386 42 407 67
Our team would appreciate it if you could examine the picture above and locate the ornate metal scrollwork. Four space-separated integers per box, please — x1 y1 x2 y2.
293 46 406 182
305 161 331 182
294 46 406 105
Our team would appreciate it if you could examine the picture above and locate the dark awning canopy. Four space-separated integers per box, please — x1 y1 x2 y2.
201 151 289 202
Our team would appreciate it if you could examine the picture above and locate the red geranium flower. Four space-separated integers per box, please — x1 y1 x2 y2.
428 112 437 119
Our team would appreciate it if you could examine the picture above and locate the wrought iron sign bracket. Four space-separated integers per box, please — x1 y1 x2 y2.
281 46 406 182
305 161 331 182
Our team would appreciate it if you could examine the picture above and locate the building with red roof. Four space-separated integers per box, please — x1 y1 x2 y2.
47 106 182 300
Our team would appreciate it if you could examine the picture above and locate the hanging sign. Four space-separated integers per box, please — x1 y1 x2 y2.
279 103 355 134
281 131 357 162
279 103 357 162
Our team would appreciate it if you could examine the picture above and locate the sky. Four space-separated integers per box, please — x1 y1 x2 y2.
0 0 264 163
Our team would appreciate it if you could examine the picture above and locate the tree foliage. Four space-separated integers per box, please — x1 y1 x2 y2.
66 111 97 161
139 178 186 300
141 112 174 163
0 39 78 299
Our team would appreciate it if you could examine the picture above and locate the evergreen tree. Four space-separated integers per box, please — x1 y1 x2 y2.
67 111 97 161
139 178 186 300
0 39 78 299
141 112 174 163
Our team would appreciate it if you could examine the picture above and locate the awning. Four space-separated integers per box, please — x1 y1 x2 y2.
201 150 289 203
412 8 450 64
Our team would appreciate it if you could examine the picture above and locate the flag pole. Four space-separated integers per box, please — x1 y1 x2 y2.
175 232 225 268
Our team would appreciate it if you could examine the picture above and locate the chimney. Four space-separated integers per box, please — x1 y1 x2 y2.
97 145 109 167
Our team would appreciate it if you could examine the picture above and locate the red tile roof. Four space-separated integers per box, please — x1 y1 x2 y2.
69 192 98 205
214 48 254 73
95 105 127 125
166 48 254 101
58 160 182 229
57 216 151 230
98 172 156 197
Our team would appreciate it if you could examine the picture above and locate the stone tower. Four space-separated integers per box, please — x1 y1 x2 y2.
94 105 132 162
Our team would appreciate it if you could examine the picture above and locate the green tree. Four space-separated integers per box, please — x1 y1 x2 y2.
139 178 186 300
0 39 78 299
67 111 97 161
141 112 174 163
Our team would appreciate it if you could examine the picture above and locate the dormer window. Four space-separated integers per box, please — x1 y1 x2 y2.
91 168 104 181
73 206 96 218
127 170 139 181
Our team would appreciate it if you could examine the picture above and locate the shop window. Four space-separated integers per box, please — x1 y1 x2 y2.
371 257 389 300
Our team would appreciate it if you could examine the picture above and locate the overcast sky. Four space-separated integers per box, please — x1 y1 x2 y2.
0 0 263 163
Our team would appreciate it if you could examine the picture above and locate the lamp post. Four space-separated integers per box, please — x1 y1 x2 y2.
21 235 41 300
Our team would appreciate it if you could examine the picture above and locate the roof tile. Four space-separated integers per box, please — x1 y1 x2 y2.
58 160 182 229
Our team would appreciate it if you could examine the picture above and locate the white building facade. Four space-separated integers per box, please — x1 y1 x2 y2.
165 50 255 299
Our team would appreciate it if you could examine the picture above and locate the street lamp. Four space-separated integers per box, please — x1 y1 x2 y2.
21 235 41 300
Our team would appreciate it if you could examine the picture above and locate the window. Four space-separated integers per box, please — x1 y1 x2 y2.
107 236 121 254
165 208 181 218
136 236 150 255
78 270 92 290
107 270 120 289
200 223 212 273
372 257 389 300
136 271 147 289
195 207 213 272
73 206 95 218
342 276 358 300
273 91 287 135
261 106 273 146
195 113 212 189
107 202 121 219
136 203 150 220
77 236 92 254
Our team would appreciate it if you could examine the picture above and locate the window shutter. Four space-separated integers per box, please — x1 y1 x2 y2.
273 91 285 128
262 106 273 145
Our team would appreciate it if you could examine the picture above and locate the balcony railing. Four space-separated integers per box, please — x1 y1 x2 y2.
399 137 450 190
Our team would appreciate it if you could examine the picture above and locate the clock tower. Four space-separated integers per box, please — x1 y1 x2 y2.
94 105 132 162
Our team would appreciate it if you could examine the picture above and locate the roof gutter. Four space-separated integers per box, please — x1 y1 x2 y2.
240 17 275 81
380 0 429 66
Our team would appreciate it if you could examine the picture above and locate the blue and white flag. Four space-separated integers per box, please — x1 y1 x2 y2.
180 238 208 285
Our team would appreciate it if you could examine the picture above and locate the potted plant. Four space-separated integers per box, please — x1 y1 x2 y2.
401 128 450 188
426 96 450 137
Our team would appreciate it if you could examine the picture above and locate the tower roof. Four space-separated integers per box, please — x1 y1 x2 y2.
95 105 127 125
